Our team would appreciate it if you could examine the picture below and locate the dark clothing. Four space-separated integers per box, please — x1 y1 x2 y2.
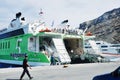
20 58 32 80
20 68 31 79
50 54 55 65
22 58 28 68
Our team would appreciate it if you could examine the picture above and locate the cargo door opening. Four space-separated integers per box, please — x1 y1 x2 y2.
39 36 71 64
63 38 83 63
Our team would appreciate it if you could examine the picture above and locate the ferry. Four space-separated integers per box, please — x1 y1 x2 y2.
84 40 120 61
0 12 84 66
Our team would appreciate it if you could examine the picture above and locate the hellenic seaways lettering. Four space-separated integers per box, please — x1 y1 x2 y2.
10 53 27 58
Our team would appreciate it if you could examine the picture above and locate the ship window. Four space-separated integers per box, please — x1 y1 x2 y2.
85 46 91 48
102 49 108 51
16 39 22 48
17 41 20 47
5 42 7 49
101 45 108 48
0 43 1 49
28 37 36 52
111 45 120 47
3 42 4 49
1 43 2 49
96 43 100 45
8 41 10 48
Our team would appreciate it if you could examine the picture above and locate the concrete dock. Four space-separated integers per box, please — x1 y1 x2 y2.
0 62 120 80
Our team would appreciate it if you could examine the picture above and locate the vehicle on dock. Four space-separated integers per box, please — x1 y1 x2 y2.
93 66 120 80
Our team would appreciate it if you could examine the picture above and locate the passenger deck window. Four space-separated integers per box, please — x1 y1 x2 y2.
28 37 36 52
101 45 108 48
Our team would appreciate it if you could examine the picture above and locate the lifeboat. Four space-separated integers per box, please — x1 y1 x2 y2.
39 28 51 32
85 32 92 36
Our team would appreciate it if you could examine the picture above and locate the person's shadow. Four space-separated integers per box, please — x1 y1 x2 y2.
6 79 29 80
6 79 20 80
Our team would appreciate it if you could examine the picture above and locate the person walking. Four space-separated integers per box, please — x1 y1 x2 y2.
50 52 56 65
20 55 33 80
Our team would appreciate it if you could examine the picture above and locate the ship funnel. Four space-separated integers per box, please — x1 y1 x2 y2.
16 12 22 18
21 17 25 21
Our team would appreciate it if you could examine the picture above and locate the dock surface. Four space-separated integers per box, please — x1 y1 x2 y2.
0 62 120 80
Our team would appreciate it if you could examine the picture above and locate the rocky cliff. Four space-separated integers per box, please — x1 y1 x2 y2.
79 7 120 43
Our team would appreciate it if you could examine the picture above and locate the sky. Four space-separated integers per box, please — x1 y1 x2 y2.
0 0 120 29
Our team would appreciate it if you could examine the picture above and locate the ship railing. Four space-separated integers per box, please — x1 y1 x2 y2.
51 28 83 35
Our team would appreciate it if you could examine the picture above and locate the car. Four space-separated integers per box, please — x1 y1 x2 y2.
93 66 120 80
